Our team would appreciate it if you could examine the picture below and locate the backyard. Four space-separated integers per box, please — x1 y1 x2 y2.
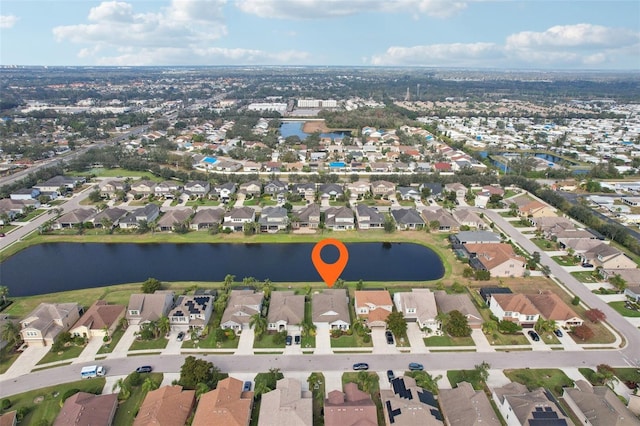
504 368 573 396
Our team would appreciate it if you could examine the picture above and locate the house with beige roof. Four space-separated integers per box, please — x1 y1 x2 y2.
221 290 264 331
324 382 377 426
526 291 583 328
518 200 556 218
581 243 638 270
190 207 224 230
156 208 192 231
312 289 350 330
69 300 125 339
354 290 393 327
445 182 467 198
324 206 355 231
267 291 305 333
133 385 195 426
420 206 458 232
464 243 527 277
346 181 371 198
492 382 572 426
54 392 118 426
371 180 396 197
259 378 312 426
20 303 81 347
489 294 540 328
381 376 443 426
439 382 501 426
53 208 97 229
126 291 175 326
434 291 482 329
292 203 321 229
563 380 639 426
168 294 213 331
192 377 253 426
393 289 439 331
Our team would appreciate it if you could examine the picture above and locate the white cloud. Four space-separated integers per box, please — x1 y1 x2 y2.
0 15 19 29
236 0 468 19
370 42 502 66
506 24 639 50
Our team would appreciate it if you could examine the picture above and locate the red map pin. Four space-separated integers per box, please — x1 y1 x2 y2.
311 239 349 288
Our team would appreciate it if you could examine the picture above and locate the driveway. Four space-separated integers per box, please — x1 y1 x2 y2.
1 345 49 379
471 329 494 352
234 193 246 207
72 336 105 364
105 325 139 359
323 371 343 396
314 324 332 355
406 323 428 354
235 328 254 355
371 328 398 354
162 330 185 355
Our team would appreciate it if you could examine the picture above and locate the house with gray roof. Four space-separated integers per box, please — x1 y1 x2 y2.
439 382 501 426
581 242 638 270
355 204 385 230
324 206 354 231
221 290 264 331
156 208 192 231
222 207 256 232
393 289 439 331
259 206 289 233
190 208 224 230
319 183 344 199
264 180 288 196
493 382 571 426
381 376 443 426
53 208 97 229
563 380 639 426
312 289 350 330
183 180 211 198
391 208 424 230
126 291 175 325
34 175 85 193
451 230 501 246
20 303 81 347
397 186 421 201
90 207 128 228
292 203 321 229
212 182 236 203
119 204 160 229
267 291 305 333
434 291 482 329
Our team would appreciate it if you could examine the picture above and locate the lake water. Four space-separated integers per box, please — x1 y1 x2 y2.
1 242 444 296
280 122 350 141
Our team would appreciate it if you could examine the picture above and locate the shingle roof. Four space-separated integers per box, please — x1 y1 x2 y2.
259 378 312 426
192 378 253 426
439 382 500 426
54 392 118 426
267 291 305 325
491 294 539 316
133 385 195 426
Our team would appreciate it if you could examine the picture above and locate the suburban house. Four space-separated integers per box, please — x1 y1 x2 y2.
20 303 81 347
192 377 253 426
324 383 377 426
450 230 501 246
129 180 155 196
581 243 638 270
212 182 237 202
91 207 128 228
419 183 443 199
346 181 370 198
530 216 575 235
69 300 125 339
371 180 395 197
493 382 571 426
53 207 97 229
393 289 439 331
354 290 393 327
420 207 458 231
452 209 485 229
355 204 385 230
464 243 527 277
222 207 256 232
445 182 467 198
563 380 638 426
100 180 128 198
292 203 321 229
125 291 175 325
267 291 304 333
221 290 264 331
319 183 344 199
183 180 211 198
119 204 160 229
312 289 350 330
54 392 118 426
154 181 181 198
34 175 86 193
525 291 583 328
324 206 355 231
397 186 422 201
133 385 195 426
0 198 37 222
264 180 288 196
10 187 40 201
168 295 214 331
292 183 317 199
258 206 289 232
0 410 16 426
381 376 444 426
190 208 224 230
239 180 262 196
561 238 604 255
259 378 312 426
391 208 425 230
156 208 192 231
434 291 483 329
488 294 540 328
518 200 556 218
439 382 501 426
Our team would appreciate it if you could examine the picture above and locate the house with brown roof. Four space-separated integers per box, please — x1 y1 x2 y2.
354 290 393 327
312 289 350 330
192 377 253 426
168 294 214 331
324 382 377 426
190 207 224 230
0 411 16 426
393 289 439 331
434 291 482 329
69 300 125 339
133 385 195 426
581 243 638 270
267 291 305 333
452 209 485 229
563 380 639 426
126 292 175 326
439 382 501 426
371 180 396 197
464 243 527 277
259 378 312 426
492 382 571 426
52 208 97 229
221 290 264 331
489 294 540 328
54 392 118 426
526 291 583 328
156 208 192 232
420 206 458 232
381 376 444 426
20 303 81 347
518 200 556 218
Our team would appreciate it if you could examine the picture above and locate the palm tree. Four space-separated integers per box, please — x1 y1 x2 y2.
0 286 8 305
157 316 170 337
1 321 21 348
112 378 131 399
142 377 159 393
249 313 267 339
195 382 210 399
262 279 272 300
357 371 378 394
223 274 235 292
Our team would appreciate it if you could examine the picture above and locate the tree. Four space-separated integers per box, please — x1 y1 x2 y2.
243 221 256 236
444 310 471 337
474 270 491 281
142 278 162 294
255 368 284 397
179 356 220 389
112 378 131 400
498 320 522 334
385 312 407 338
535 318 556 334
572 324 594 341
571 296 581 306
0 286 8 305
407 370 441 394
157 316 170 337
596 364 618 388
474 361 490 384
383 215 395 233
1 321 21 348
356 279 364 291
88 190 102 203
532 251 541 264
249 313 267 340
142 376 159 393
356 371 378 394
223 274 235 292
195 382 211 399
609 274 627 292
585 309 606 323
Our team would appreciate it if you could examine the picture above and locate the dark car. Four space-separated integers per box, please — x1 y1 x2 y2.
353 363 369 371
294 335 301 345
553 329 563 337
387 370 395 382
136 366 153 373
528 330 540 341
243 381 252 392
582 263 594 268
177 331 185 341
385 330 394 345
286 335 293 346
0 233 5 237
408 362 424 371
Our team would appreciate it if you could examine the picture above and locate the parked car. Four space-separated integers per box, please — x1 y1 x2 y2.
387 370 395 382
294 335 301 345
554 329 563 338
353 363 369 371
0 233 5 237
135 365 153 373
582 263 594 268
528 330 540 341
243 381 252 392
408 363 424 371
177 331 185 341
285 335 292 346
385 330 394 345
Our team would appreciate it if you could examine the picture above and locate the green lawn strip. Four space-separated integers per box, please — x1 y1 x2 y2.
182 333 238 349
423 335 475 346
186 199 221 207
570 271 601 283
342 372 384 425
487 332 531 345
4 378 105 425
37 345 85 365
613 368 640 386
608 301 640 317
530 238 558 251
330 333 372 348
310 373 325 426
32 362 73 371
447 369 485 390
540 332 561 345
504 368 573 396
249 398 261 426
551 255 580 266
0 349 20 374
113 372 163 425
97 327 125 354
16 209 47 222
129 338 168 351
83 167 159 179
127 351 162 357
253 333 286 349
578 368 599 385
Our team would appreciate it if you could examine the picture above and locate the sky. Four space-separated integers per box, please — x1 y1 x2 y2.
0 0 639 69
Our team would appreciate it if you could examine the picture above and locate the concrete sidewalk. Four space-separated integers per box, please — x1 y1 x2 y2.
471 329 494 352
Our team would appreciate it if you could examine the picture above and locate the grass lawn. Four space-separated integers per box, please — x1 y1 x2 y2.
4 378 105 425
181 332 238 349
570 271 601 283
0 224 18 233
486 332 530 346
310 373 325 426
244 196 276 206
186 199 221 207
16 209 47 222
129 337 168 351
447 369 485 390
97 328 126 354
37 344 85 365
398 200 414 206
423 335 475 347
253 333 286 349
609 301 640 317
551 255 580 266
499 211 517 217
84 167 159 179
113 372 163 425
613 368 640 386
540 332 561 345
531 238 558 251
330 333 372 348
0 348 20 374
504 368 573 396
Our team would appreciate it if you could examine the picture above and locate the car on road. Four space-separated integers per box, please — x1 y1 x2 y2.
135 366 153 373
294 335 301 345
0 233 5 237
387 370 395 382
554 329 563 337
582 263 594 268
385 330 394 345
176 331 185 341
243 381 252 392
353 363 369 371
286 335 293 346
528 330 540 341
408 363 424 371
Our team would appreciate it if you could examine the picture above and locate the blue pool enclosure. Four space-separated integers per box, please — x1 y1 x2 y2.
203 156 217 164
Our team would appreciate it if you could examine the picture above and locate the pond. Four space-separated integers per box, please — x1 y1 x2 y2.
1 242 445 296
280 122 350 141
